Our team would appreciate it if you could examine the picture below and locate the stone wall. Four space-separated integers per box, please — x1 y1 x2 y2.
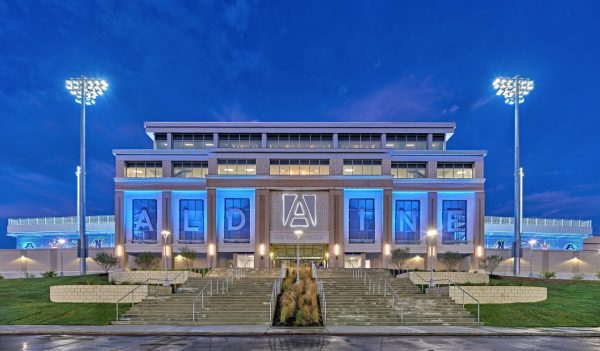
108 270 189 284
448 286 547 304
407 271 489 285
50 285 147 303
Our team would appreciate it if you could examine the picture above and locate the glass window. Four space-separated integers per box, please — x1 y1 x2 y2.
269 160 329 175
266 134 333 149
125 162 163 178
391 162 426 178
172 134 214 149
132 199 157 243
179 199 204 243
217 159 256 175
436 163 474 179
442 200 467 244
218 134 261 148
385 134 427 150
173 162 208 178
155 134 169 149
431 134 446 150
342 160 382 175
395 200 420 243
349 198 376 243
224 198 250 243
338 134 382 149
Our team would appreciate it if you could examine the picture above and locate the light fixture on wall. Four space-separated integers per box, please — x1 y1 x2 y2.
259 244 265 260
334 244 340 260
476 245 484 258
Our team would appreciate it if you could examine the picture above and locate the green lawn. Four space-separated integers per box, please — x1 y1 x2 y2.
0 275 131 325
465 277 600 327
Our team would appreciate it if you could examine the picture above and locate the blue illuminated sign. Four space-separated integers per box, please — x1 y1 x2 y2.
179 199 204 242
224 198 250 243
395 200 420 243
349 198 375 243
442 200 467 244
132 199 157 243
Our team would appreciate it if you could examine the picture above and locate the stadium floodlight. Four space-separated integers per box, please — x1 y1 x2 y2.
492 75 534 277
65 76 108 275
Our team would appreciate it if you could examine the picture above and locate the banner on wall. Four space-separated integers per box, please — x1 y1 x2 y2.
348 198 375 243
394 200 420 243
132 199 157 243
224 198 250 243
179 199 205 243
442 200 467 244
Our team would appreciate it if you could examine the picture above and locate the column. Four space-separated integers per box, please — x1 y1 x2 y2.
471 191 486 271
255 189 270 268
329 189 344 268
207 189 217 268
426 192 438 271
114 191 127 269
382 189 393 269
162 191 172 269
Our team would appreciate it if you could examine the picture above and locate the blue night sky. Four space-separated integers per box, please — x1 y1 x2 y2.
1 1 599 248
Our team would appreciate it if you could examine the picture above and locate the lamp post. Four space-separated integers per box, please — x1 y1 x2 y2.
426 229 438 288
528 239 537 277
161 230 171 287
294 229 304 284
492 76 534 277
65 77 108 275
58 239 66 277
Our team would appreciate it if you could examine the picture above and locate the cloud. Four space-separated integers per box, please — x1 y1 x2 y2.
470 95 494 110
524 190 600 219
209 103 257 122
329 76 456 121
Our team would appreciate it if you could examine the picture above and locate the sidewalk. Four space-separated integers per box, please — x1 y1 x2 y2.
1 325 599 337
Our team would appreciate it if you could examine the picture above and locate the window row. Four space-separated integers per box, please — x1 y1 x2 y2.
173 162 208 178
269 159 329 176
156 133 447 150
217 159 256 175
125 162 163 178
391 162 426 179
436 163 474 179
343 159 382 176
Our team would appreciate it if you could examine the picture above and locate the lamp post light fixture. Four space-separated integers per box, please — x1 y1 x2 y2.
65 76 108 276
294 229 304 284
426 229 438 288
492 76 534 277
161 230 171 287
528 239 537 277
58 239 66 277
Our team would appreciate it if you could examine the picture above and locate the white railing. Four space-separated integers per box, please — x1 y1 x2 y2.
421 278 480 323
192 277 233 322
9 215 115 226
383 279 407 324
269 277 282 323
115 277 174 321
485 216 592 228
317 280 327 323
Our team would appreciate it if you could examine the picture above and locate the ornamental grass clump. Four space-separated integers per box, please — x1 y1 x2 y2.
276 265 322 326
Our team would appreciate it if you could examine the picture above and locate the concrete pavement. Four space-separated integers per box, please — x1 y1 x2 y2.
1 325 600 337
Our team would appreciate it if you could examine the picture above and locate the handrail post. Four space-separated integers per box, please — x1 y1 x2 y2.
192 301 196 322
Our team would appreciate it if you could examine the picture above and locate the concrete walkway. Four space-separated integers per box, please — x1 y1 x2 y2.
1 325 599 337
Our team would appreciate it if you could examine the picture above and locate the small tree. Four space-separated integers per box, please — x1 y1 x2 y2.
439 251 463 272
94 252 119 274
179 246 197 270
391 247 411 271
135 252 159 270
482 255 503 276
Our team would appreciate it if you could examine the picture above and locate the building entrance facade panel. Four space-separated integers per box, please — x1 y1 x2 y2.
269 191 329 244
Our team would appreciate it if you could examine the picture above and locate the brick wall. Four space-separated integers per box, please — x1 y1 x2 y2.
50 285 147 303
108 270 189 284
408 272 489 285
448 286 547 304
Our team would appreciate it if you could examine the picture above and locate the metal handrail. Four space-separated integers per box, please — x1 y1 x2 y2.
192 276 233 322
416 277 480 323
115 278 158 321
317 280 327 323
410 271 430 294
235 259 252 278
383 279 407 324
269 277 282 323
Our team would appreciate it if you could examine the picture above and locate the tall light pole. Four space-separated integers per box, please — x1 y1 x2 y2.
294 229 304 284
492 76 534 276
65 77 108 275
426 229 437 288
161 230 171 287
58 239 66 276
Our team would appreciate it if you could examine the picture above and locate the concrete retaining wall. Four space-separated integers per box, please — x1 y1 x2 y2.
50 285 147 303
407 272 490 285
449 286 547 304
108 270 189 284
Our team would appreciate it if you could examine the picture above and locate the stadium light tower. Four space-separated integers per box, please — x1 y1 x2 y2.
65 76 108 275
492 76 534 277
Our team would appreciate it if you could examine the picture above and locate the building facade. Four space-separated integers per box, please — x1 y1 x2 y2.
111 122 486 270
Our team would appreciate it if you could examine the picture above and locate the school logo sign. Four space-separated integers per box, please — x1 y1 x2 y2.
283 193 317 228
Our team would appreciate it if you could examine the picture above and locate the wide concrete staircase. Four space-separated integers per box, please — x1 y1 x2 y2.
116 269 279 325
319 268 481 326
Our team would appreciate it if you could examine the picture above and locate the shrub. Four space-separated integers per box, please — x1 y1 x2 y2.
391 247 411 271
539 271 556 280
280 289 298 323
596 272 600 280
134 252 159 270
24 273 36 278
481 255 503 276
41 271 58 278
179 246 197 270
439 251 463 272
0 274 4 279
94 252 119 274
571 273 584 281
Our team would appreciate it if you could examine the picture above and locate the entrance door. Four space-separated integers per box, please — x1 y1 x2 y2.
271 244 328 267
236 254 254 268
